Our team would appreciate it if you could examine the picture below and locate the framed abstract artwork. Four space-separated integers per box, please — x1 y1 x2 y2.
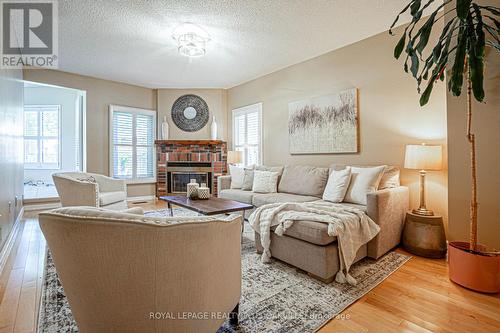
288 88 359 154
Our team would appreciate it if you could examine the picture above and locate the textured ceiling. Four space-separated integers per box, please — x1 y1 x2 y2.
57 0 440 88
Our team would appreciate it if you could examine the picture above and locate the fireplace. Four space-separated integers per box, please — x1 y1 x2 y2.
155 140 227 197
167 162 212 194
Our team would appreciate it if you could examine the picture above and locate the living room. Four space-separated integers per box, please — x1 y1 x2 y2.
0 0 499 332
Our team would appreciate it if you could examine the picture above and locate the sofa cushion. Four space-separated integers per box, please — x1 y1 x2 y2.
219 189 254 205
252 170 279 193
252 192 318 207
270 202 367 246
330 164 400 190
322 167 352 203
344 166 386 205
229 165 245 189
278 165 329 197
272 220 336 246
99 191 126 206
241 169 254 190
255 165 284 176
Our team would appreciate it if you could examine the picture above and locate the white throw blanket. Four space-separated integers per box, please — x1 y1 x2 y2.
249 201 380 285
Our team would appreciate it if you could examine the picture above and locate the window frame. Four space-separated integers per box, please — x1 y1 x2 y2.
232 102 263 167
109 105 157 184
23 104 62 170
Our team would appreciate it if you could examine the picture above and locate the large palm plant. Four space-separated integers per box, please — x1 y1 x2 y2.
390 0 499 252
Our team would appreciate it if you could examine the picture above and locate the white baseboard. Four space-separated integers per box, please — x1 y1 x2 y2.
24 202 61 212
0 206 24 275
127 195 156 203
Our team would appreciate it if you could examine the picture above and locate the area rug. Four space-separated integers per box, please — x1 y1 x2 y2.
38 208 410 333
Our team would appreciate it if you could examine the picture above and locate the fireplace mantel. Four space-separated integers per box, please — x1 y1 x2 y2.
155 140 227 197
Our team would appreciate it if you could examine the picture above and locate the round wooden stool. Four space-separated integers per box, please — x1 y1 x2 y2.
402 211 446 258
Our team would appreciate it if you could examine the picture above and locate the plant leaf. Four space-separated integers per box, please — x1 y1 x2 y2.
480 5 500 16
411 0 422 17
469 7 485 102
416 11 438 54
450 25 467 96
457 0 473 20
485 15 500 30
389 1 415 34
420 79 434 106
394 34 406 58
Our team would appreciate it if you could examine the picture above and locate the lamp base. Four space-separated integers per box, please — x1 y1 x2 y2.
412 207 435 216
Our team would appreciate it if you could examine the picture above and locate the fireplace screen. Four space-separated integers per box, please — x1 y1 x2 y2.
171 172 210 193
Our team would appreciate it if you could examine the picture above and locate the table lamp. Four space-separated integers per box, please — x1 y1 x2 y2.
404 143 443 216
227 151 242 165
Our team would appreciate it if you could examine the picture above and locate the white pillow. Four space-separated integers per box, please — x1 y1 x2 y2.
343 166 386 205
322 167 352 203
229 165 245 189
252 170 279 193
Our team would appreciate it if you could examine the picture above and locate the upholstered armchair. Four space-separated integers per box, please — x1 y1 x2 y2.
52 172 128 210
39 207 242 333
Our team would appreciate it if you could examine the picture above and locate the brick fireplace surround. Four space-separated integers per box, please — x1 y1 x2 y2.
155 140 228 197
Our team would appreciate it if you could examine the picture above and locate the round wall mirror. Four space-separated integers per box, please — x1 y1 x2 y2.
183 106 197 119
171 95 209 132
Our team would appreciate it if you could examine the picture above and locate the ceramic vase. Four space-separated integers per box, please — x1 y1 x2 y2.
161 116 169 140
211 115 217 140
186 179 199 199
198 183 210 200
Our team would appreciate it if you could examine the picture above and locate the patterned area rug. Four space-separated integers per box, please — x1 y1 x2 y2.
38 208 410 333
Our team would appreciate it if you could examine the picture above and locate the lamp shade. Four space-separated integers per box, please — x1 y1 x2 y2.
404 144 443 171
227 151 242 164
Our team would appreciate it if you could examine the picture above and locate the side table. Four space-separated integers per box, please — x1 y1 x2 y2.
402 211 447 258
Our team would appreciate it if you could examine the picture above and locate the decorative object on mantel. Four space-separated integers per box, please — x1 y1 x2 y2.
186 179 199 199
390 0 500 293
211 115 218 140
160 116 169 140
404 143 442 216
402 211 446 258
227 151 242 166
288 88 359 154
171 94 209 132
197 184 210 199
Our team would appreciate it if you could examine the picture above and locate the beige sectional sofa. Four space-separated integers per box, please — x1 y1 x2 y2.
217 164 409 282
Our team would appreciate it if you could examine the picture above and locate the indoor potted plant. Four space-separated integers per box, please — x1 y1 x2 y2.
390 0 499 292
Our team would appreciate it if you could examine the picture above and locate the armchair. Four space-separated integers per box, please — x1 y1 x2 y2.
39 207 242 333
52 172 128 210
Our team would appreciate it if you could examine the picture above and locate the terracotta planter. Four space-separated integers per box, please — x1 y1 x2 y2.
448 241 500 293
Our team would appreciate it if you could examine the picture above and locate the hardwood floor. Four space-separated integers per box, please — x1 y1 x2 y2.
1 201 499 333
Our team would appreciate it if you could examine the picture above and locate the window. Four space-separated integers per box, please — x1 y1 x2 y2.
232 103 262 166
109 105 156 182
24 105 61 169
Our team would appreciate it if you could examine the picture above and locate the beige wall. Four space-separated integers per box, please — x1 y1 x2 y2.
0 69 24 249
227 24 449 223
157 89 228 141
446 1 500 249
23 69 157 197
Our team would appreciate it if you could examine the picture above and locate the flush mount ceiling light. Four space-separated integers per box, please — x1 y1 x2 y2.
172 23 210 57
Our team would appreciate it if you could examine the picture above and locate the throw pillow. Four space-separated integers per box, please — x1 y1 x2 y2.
322 167 352 203
252 170 279 193
378 166 400 189
241 169 254 191
343 165 386 205
229 165 245 189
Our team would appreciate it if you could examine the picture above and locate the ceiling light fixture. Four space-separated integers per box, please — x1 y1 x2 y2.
172 23 210 57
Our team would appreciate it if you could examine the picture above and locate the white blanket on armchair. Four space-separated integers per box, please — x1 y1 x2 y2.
248 201 380 285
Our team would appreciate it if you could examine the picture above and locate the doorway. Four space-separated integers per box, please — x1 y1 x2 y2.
23 81 86 201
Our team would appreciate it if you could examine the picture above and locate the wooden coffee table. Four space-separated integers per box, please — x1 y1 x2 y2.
159 195 253 217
